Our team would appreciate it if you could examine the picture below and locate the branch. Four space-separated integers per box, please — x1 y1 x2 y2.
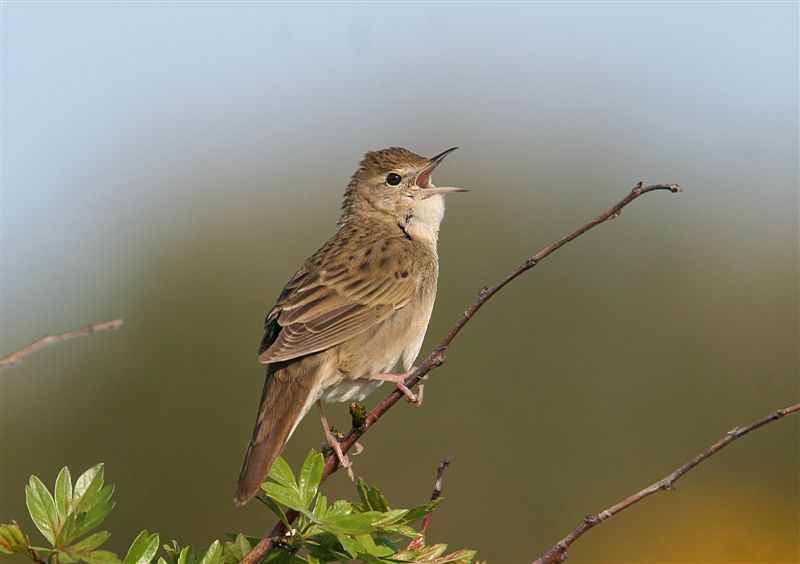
532 402 800 563
417 457 451 539
0 319 124 369
242 181 682 563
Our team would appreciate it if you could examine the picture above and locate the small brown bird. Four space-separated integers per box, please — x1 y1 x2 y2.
235 147 465 506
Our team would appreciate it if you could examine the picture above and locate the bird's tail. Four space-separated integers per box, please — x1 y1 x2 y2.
235 363 318 506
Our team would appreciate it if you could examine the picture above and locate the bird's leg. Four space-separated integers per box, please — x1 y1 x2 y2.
317 401 355 481
370 368 426 406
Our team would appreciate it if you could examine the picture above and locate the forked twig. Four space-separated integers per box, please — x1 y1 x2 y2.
0 319 124 369
241 182 682 563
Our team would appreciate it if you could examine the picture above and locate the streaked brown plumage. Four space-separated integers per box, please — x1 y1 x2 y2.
235 147 464 506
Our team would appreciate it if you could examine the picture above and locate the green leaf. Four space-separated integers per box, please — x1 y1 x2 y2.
372 509 408 526
321 513 379 535
67 530 112 553
436 548 479 563
259 495 291 529
55 467 74 524
122 530 160 564
198 540 222 564
420 543 448 559
335 534 361 558
25 475 59 544
366 486 389 513
81 549 122 564
403 498 444 524
326 499 352 517
355 478 370 509
267 457 297 490
372 537 397 558
263 483 305 512
298 451 323 507
73 465 106 513
57 499 115 546
355 534 377 556
0 521 31 555
223 534 252 561
312 493 328 520
176 545 194 564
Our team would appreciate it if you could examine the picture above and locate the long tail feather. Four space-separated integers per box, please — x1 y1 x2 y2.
235 363 318 506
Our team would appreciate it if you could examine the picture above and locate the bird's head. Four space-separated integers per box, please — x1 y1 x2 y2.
340 147 466 242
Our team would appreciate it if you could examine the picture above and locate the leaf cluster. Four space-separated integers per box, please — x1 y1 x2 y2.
259 451 475 563
2 457 477 563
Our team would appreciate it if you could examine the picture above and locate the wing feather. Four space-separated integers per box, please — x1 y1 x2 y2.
258 232 419 364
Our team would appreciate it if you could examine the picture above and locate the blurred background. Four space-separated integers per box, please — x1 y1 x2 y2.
1 2 797 562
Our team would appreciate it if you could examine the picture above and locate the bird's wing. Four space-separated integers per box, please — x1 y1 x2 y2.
258 236 418 363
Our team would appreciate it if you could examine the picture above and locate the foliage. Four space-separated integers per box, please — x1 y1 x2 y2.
1 454 477 563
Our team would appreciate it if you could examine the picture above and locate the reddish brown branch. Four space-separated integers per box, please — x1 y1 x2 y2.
418 456 451 538
0 319 124 369
532 402 800 564
242 181 681 563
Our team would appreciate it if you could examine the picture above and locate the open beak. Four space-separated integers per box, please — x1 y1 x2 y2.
416 147 468 196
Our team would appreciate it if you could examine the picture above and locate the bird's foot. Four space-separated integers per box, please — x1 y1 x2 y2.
372 368 425 406
323 427 355 481
317 400 355 481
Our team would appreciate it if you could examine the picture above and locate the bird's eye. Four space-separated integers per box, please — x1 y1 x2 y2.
386 173 402 186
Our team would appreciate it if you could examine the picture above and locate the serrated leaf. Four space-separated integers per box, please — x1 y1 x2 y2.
67 530 112 553
25 475 58 544
81 549 122 564
0 521 31 555
263 483 305 512
123 530 159 564
73 464 105 513
55 467 74 524
267 457 297 490
298 451 323 507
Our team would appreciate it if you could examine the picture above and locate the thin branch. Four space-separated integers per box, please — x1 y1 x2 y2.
241 181 682 563
532 402 800 564
417 457 451 539
0 319 124 369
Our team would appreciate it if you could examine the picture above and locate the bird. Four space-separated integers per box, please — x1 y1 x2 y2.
235 146 465 506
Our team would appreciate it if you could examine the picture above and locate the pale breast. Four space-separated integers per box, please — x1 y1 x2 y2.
320 252 438 404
